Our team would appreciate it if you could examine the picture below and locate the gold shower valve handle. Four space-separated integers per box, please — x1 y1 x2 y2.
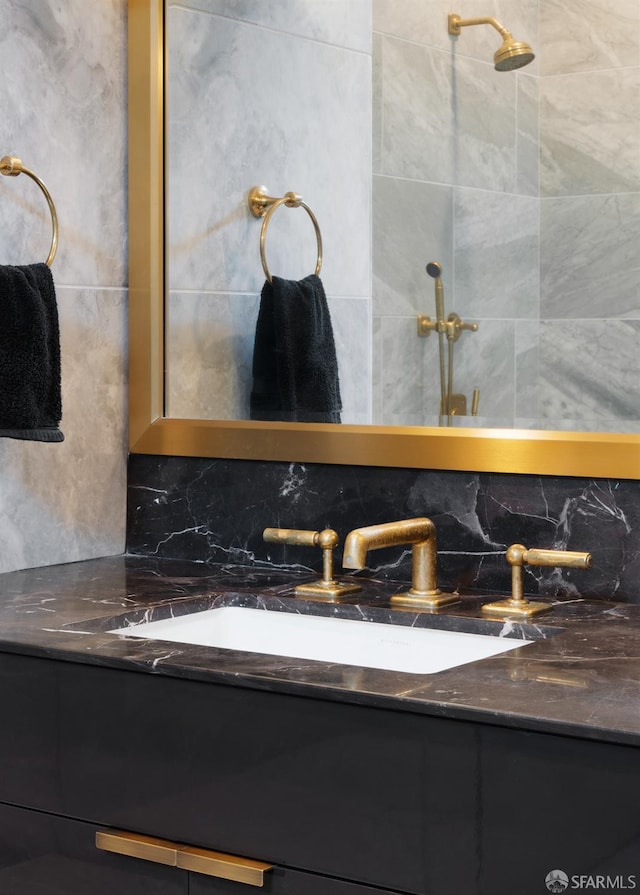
262 527 361 600
445 312 478 343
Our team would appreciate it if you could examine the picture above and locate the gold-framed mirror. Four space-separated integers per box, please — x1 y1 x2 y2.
127 0 640 479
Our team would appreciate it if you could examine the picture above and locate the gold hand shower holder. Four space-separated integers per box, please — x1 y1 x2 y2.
419 262 479 422
0 155 59 267
248 185 323 284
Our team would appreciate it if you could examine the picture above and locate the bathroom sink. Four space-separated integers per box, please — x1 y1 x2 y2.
109 606 533 674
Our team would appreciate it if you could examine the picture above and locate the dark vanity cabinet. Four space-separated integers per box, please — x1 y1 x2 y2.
0 803 397 895
0 652 409 894
0 650 639 895
0 803 187 894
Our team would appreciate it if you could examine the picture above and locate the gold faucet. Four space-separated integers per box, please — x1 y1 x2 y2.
481 543 593 617
342 518 460 609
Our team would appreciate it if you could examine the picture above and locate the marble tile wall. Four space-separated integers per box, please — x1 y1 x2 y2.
166 0 372 424
0 0 128 573
538 0 640 431
373 0 640 431
127 454 640 603
373 0 539 427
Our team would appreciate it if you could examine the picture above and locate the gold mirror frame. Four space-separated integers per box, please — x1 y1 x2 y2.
128 0 640 479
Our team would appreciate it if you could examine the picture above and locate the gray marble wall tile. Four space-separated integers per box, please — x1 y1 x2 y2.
0 288 127 573
540 419 640 435
167 6 371 299
540 194 640 319
329 297 372 425
378 316 429 425
515 320 540 420
0 0 128 574
540 0 640 76
372 32 383 175
540 68 640 197
166 292 259 420
454 188 539 319
0 0 127 287
373 176 453 317
372 316 383 424
171 0 372 52
374 0 451 48
379 35 517 191
444 412 518 428
516 73 539 197
539 320 640 424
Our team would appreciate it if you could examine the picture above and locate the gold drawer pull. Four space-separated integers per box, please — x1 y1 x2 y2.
95 829 178 866
96 829 272 887
177 845 272 887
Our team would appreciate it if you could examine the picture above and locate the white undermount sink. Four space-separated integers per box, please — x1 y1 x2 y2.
110 607 533 674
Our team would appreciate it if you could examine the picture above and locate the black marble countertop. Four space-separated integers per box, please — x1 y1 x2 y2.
1 553 639 747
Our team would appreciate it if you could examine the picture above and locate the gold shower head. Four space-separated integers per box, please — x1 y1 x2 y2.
448 13 535 71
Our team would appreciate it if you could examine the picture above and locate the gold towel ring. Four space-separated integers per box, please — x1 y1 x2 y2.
248 185 322 284
0 155 59 267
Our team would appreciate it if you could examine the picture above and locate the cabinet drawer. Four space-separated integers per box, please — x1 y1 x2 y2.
190 866 404 894
0 802 187 895
0 652 476 893
96 827 403 894
0 806 403 895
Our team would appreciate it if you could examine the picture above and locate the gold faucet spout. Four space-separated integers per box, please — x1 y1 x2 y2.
343 518 459 609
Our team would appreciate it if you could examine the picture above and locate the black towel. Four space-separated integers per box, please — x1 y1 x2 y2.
0 263 63 442
250 274 342 423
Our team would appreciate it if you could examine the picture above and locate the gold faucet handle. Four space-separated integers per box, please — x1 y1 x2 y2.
262 527 361 601
482 543 593 618
515 546 592 570
263 527 334 549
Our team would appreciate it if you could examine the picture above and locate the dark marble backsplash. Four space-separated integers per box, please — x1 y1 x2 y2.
127 455 640 602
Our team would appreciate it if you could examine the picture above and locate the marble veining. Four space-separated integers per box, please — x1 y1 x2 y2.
0 554 640 747
127 455 640 604
540 0 640 77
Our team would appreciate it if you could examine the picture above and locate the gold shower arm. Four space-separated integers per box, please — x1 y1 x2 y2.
448 14 511 40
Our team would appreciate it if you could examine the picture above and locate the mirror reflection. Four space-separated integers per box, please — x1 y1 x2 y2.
165 1 640 433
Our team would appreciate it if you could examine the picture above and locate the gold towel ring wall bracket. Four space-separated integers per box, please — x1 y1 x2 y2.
248 185 322 284
0 155 59 266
